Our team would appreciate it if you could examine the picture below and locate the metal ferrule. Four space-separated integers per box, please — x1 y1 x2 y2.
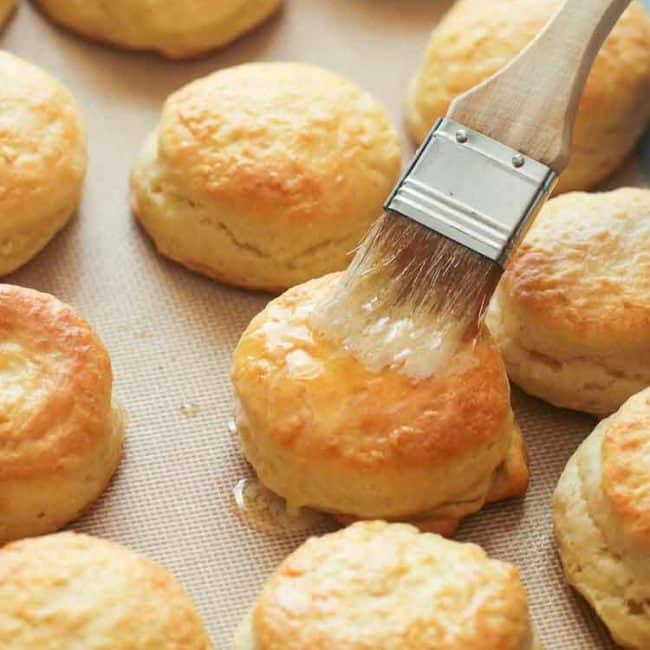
385 118 557 267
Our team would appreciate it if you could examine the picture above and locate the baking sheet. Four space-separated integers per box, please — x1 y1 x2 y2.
2 2 649 648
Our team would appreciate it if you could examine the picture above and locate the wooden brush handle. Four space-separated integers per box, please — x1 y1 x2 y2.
448 0 632 173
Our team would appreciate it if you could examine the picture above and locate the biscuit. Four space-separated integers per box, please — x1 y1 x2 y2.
131 63 402 292
0 285 123 543
553 387 650 649
0 52 86 276
0 0 16 27
232 273 528 535
406 0 650 194
233 521 540 650
487 188 650 416
0 532 213 649
32 0 282 59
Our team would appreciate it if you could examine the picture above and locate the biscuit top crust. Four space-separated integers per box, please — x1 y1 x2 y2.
501 189 650 352
0 532 213 648
602 387 650 552
253 521 531 650
35 0 277 38
157 62 401 228
0 52 86 220
101 0 266 34
0 285 112 480
232 274 511 469
412 0 650 137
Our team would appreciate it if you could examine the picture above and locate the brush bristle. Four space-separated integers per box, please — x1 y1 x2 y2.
336 210 502 334
310 211 503 378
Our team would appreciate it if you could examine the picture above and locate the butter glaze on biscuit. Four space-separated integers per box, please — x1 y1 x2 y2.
406 0 650 194
33 0 282 59
0 52 86 275
233 521 541 650
0 532 213 649
554 388 650 649
0 285 123 543
131 62 402 291
488 188 650 416
232 274 528 534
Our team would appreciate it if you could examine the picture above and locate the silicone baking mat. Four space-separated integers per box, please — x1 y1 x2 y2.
2 2 649 648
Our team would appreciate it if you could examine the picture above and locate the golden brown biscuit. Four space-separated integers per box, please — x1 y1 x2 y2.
0 285 123 543
0 52 86 276
232 274 528 534
487 188 650 416
553 388 650 649
131 63 402 292
0 532 213 648
0 0 16 27
406 0 650 194
32 0 282 59
233 521 541 650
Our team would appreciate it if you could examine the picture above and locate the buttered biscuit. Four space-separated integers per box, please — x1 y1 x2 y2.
233 521 541 650
33 0 282 59
0 285 123 543
0 52 86 275
131 63 402 292
406 0 650 194
0 532 213 649
232 274 528 535
488 188 650 416
554 388 650 649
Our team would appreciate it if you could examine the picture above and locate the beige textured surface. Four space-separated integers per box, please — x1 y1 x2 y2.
0 2 647 648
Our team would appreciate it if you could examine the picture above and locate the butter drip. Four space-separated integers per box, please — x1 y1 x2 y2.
231 477 329 536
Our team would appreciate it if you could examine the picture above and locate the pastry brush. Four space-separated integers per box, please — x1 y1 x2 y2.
329 0 632 354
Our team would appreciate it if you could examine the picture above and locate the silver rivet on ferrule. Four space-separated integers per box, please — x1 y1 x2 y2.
455 129 468 143
512 154 525 168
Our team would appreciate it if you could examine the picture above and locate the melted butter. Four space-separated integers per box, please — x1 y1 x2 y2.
180 403 200 417
0 342 39 408
230 404 329 535
285 349 324 379
231 477 329 536
261 302 317 355
310 275 468 379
